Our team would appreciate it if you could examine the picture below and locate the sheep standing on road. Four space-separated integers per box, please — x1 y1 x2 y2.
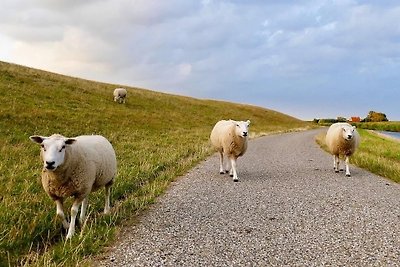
210 119 250 182
30 134 117 239
113 88 127 104
325 122 360 177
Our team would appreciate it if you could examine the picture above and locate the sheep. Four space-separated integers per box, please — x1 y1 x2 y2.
29 134 117 239
113 88 127 104
210 119 250 182
325 122 360 177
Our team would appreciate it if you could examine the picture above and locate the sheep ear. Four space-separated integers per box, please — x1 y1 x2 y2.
246 120 251 126
30 135 45 144
65 138 76 145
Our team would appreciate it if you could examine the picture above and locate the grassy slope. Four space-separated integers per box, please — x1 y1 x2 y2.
0 61 309 266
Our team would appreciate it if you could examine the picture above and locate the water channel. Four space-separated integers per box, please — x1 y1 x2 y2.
378 131 400 140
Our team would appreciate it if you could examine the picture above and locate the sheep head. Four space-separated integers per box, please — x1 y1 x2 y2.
341 125 356 141
30 134 76 171
233 120 251 138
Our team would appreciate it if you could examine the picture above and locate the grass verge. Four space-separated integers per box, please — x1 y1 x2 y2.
353 121 400 132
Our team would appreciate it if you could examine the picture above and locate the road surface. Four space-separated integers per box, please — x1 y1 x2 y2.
98 129 400 266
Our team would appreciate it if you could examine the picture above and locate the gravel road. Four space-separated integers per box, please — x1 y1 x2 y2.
98 129 400 266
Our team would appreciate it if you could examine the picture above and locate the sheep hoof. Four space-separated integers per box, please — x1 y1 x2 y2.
220 171 225 175
346 174 351 177
335 170 339 173
339 168 344 172
229 174 234 177
225 170 229 174
233 178 239 182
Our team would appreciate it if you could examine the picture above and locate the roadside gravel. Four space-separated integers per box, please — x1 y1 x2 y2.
98 129 400 266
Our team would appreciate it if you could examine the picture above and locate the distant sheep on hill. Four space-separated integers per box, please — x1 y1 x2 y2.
325 122 360 177
113 88 127 104
29 134 117 239
210 119 250 182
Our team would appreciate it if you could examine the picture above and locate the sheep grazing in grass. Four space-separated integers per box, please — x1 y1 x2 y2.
113 88 127 104
29 134 117 239
325 122 360 177
210 119 251 182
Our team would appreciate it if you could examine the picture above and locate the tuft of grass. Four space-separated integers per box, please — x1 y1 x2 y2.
316 129 400 183
0 60 311 266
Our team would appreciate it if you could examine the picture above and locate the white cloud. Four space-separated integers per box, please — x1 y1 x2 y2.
1 0 400 119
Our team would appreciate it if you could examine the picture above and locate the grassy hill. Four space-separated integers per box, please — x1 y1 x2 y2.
0 61 310 266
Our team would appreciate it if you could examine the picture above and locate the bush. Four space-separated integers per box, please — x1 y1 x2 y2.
364 111 388 122
318 119 337 125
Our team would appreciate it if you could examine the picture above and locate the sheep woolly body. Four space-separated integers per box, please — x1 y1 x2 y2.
325 122 360 176
41 135 116 199
211 120 248 157
113 88 127 103
210 119 250 182
30 134 117 239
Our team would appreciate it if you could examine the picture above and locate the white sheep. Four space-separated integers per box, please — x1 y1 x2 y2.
113 88 127 104
210 119 250 182
325 122 360 177
29 134 117 239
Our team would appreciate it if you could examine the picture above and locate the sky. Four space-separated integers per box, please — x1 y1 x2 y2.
1 0 400 120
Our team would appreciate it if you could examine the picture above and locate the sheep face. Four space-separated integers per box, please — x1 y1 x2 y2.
341 125 356 141
234 120 251 138
30 135 76 171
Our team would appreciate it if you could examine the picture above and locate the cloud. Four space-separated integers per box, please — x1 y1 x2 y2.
1 0 400 119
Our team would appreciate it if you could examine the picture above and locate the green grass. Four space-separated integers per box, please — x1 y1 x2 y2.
316 129 400 183
353 121 400 132
0 61 311 266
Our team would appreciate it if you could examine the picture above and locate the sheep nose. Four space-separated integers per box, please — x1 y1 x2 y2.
46 161 55 168
243 132 248 137
347 135 352 139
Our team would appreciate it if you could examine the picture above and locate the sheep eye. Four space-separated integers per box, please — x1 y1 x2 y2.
59 145 66 152
236 124 240 127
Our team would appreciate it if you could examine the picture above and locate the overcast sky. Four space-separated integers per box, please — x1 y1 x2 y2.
1 0 399 120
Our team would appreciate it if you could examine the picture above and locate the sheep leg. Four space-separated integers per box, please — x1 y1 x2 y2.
333 155 340 173
218 152 225 174
55 199 69 230
230 157 239 182
345 156 351 177
104 184 112 214
66 199 83 239
225 155 231 174
79 197 88 225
